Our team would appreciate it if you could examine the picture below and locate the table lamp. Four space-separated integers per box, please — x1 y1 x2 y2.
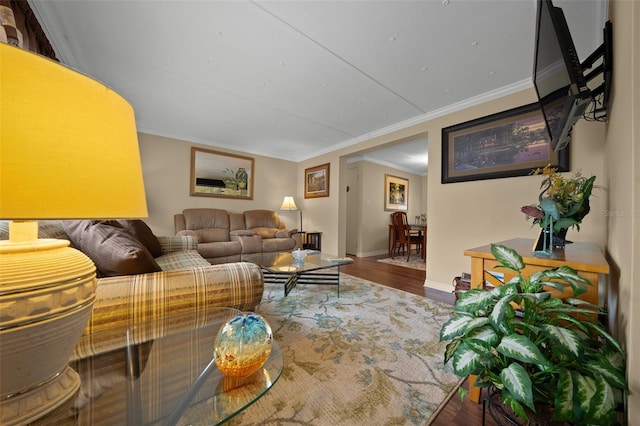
280 196 302 231
0 43 148 424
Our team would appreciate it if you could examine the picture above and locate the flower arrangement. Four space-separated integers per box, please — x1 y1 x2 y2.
521 164 597 233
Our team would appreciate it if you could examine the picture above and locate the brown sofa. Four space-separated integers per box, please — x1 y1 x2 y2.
174 208 301 264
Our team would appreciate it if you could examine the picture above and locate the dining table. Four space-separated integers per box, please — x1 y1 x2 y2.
388 223 427 259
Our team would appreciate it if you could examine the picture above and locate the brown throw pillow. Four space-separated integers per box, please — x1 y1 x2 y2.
63 220 161 277
116 219 162 257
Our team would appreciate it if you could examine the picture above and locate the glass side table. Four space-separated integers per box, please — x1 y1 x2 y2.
31 307 283 425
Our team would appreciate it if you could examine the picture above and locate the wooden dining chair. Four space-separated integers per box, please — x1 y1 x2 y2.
390 212 421 261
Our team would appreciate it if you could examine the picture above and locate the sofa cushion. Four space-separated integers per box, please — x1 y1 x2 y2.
252 227 277 239
275 228 296 238
196 240 242 259
229 213 246 231
229 230 255 237
63 220 161 277
155 250 211 271
116 220 162 258
262 237 297 252
178 228 229 243
244 210 281 230
183 208 229 231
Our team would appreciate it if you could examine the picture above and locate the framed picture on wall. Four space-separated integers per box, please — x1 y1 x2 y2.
384 174 408 211
441 101 569 184
304 163 330 198
190 147 254 199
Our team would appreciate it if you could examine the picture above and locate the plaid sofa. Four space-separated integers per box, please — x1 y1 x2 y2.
0 220 264 354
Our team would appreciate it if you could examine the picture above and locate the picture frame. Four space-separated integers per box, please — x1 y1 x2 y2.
441 102 569 184
384 174 408 211
190 147 254 199
304 163 330 198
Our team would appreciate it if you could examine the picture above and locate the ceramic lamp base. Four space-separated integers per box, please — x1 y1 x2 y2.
0 366 80 425
0 230 96 425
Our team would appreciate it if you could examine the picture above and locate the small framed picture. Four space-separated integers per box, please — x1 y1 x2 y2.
384 174 408 211
304 163 330 198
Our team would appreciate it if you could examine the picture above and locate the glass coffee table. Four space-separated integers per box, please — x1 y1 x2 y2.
32 307 283 425
244 251 353 296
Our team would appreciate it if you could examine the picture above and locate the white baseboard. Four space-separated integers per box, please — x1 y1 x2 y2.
424 279 452 294
353 249 388 257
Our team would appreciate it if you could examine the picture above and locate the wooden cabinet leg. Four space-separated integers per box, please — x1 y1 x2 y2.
467 374 481 403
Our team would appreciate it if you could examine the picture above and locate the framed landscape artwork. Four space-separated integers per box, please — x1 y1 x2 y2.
384 174 408 211
304 163 330 198
441 102 569 184
190 147 254 199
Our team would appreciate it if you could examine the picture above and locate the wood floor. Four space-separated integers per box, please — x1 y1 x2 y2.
341 254 500 426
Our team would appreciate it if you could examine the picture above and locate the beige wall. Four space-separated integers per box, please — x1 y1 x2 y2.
347 160 426 257
137 133 298 235
605 0 638 420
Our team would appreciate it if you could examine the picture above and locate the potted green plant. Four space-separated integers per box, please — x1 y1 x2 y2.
440 244 626 425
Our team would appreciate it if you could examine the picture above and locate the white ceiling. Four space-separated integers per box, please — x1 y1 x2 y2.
30 0 606 176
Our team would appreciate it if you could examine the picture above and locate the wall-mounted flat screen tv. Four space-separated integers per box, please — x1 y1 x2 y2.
533 0 591 152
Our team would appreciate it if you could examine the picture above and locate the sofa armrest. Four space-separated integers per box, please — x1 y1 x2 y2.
231 233 262 254
275 228 298 238
157 235 198 253
73 262 264 358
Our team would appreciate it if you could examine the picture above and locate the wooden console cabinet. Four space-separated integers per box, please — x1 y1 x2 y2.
463 238 610 403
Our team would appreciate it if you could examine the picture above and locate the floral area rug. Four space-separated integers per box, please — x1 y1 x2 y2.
377 254 426 271
225 274 459 426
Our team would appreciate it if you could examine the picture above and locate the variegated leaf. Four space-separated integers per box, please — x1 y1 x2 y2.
444 339 460 364
574 371 596 415
582 320 625 354
500 363 535 410
489 294 515 330
440 315 472 341
552 368 574 421
455 290 494 312
497 334 551 366
553 266 591 297
464 317 490 333
520 292 551 304
540 324 583 359
539 280 566 292
586 361 626 389
491 244 525 272
468 325 499 346
452 341 483 376
502 391 530 421
464 338 492 357
490 282 518 298
587 374 617 423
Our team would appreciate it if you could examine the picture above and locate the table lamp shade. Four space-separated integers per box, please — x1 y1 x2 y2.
0 42 147 219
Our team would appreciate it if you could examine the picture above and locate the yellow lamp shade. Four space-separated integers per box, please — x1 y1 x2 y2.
0 42 147 219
